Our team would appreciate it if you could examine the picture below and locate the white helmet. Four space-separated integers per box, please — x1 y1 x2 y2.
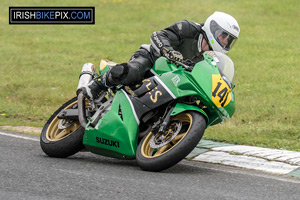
202 11 240 54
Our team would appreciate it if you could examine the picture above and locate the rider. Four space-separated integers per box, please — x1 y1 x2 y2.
82 11 240 100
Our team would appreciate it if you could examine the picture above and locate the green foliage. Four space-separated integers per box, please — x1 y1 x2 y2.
0 0 299 150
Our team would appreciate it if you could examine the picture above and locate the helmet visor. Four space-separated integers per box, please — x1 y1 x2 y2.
210 20 237 51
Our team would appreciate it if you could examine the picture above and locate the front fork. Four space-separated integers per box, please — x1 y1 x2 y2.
151 102 176 135
151 101 209 136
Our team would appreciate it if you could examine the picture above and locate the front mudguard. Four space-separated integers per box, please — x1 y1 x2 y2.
170 103 208 125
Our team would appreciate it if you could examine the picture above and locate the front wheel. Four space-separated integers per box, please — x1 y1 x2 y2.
40 97 85 158
136 111 206 172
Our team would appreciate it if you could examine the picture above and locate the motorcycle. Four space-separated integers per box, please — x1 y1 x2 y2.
40 51 235 172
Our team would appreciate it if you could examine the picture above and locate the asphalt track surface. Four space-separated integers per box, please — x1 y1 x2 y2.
1 131 300 200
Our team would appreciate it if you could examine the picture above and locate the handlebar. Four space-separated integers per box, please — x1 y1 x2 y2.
167 58 194 72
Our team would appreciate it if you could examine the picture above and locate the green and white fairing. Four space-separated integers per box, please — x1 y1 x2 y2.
83 51 235 159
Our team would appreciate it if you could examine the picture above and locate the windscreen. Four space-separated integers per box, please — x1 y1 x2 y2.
206 51 235 88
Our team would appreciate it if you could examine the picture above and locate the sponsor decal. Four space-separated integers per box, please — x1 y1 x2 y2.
232 25 240 32
171 75 180 87
152 32 163 48
149 88 162 103
96 137 120 148
206 51 219 63
197 34 203 52
177 22 182 30
143 79 163 103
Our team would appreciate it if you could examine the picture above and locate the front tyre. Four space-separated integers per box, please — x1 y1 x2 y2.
136 111 206 172
40 97 85 158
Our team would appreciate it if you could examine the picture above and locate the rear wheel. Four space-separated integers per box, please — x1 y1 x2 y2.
136 111 206 172
40 97 85 158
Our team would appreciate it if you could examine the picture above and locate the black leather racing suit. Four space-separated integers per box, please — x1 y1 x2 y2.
105 20 209 87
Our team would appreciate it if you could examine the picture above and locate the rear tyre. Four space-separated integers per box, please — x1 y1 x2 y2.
40 97 85 158
136 111 206 172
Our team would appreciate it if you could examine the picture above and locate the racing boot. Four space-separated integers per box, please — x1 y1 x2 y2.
82 63 128 100
82 75 107 100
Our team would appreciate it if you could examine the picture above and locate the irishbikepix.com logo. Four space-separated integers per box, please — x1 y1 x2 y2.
9 7 95 24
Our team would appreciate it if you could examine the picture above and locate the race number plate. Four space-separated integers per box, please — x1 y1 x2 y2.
211 74 232 108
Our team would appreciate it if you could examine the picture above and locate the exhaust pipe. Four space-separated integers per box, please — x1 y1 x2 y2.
76 63 95 128
77 92 88 128
76 63 95 95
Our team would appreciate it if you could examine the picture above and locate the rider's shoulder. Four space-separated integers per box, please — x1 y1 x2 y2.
177 20 203 29
190 21 204 28
172 20 200 29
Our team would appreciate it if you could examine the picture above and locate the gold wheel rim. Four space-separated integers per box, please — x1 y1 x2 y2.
141 113 193 158
46 101 81 142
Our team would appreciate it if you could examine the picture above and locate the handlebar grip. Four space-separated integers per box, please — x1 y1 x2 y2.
168 58 194 72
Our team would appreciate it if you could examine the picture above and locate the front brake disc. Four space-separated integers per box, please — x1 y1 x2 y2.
150 121 182 149
58 119 75 130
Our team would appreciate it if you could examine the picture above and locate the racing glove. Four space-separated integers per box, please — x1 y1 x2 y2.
161 47 183 62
